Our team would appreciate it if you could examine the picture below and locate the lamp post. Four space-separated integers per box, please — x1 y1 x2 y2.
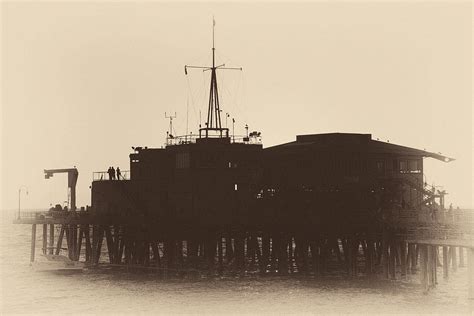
18 186 28 220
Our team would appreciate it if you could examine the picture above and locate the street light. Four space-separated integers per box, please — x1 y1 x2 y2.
18 186 28 220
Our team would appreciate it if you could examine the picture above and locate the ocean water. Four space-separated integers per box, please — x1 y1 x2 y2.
0 220 472 315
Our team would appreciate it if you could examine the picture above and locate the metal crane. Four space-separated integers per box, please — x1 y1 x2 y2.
44 168 79 211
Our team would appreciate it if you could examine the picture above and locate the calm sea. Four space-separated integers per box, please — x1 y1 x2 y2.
0 214 472 315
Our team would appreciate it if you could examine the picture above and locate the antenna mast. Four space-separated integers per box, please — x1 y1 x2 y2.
185 18 242 139
165 112 177 143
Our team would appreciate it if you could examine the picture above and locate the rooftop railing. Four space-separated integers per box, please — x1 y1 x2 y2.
93 170 130 181
165 134 262 146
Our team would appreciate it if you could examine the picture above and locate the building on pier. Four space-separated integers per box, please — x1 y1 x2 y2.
91 131 453 231
12 21 473 299
90 20 454 232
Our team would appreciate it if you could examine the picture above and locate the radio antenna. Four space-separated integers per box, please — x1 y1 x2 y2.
185 18 242 138
165 112 177 139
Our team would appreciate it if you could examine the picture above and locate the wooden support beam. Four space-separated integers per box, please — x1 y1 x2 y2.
400 240 407 277
49 224 54 255
415 244 419 267
151 242 160 266
124 239 132 265
65 225 73 259
382 234 389 279
341 237 349 273
117 238 125 265
42 224 47 255
389 240 396 280
96 226 104 264
411 244 417 273
406 243 412 272
105 227 115 264
261 234 270 273
72 225 77 260
225 236 234 261
459 247 465 268
433 246 438 285
288 236 294 264
255 235 262 266
334 238 343 264
76 226 84 261
30 224 36 263
144 242 150 267
319 238 327 275
84 225 92 262
309 240 319 276
279 234 288 275
55 226 65 255
91 225 97 263
443 246 449 278
302 237 309 274
177 240 184 267
348 237 357 277
450 246 458 272
420 245 428 292
365 239 375 274
427 245 432 288
468 247 473 300
218 236 223 273
113 226 121 264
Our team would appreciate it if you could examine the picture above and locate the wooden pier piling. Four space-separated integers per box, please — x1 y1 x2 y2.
400 240 407 277
450 246 457 272
42 224 47 255
468 247 474 300
49 224 54 255
55 226 65 255
30 224 36 263
420 245 428 292
459 247 465 267
443 246 449 278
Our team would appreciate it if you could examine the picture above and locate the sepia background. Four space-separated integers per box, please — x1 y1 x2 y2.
1 1 473 315
1 1 472 213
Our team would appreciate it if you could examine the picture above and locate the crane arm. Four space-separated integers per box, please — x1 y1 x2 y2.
44 168 79 211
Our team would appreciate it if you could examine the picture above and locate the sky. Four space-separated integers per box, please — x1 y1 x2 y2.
1 1 472 213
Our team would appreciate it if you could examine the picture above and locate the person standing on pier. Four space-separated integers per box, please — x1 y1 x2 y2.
111 167 116 180
116 167 121 180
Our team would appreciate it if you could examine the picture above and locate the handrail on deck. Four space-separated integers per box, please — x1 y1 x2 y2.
93 170 130 181
165 134 262 146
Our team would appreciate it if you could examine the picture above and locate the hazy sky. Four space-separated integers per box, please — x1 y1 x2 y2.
1 1 472 212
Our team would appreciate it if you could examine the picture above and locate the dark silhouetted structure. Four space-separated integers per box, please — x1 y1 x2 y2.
13 22 473 295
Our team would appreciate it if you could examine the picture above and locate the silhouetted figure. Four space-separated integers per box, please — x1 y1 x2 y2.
116 167 121 180
107 167 113 180
111 167 116 180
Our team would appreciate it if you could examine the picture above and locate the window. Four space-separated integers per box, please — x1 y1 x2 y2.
399 160 408 173
408 160 421 173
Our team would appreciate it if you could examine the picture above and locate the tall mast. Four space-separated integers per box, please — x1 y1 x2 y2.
185 18 242 138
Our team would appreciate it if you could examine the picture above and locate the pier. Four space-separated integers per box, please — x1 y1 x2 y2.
11 21 473 301
15 206 473 298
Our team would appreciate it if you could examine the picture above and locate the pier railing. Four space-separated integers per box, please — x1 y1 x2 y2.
165 134 262 146
93 170 130 181
17 209 49 220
